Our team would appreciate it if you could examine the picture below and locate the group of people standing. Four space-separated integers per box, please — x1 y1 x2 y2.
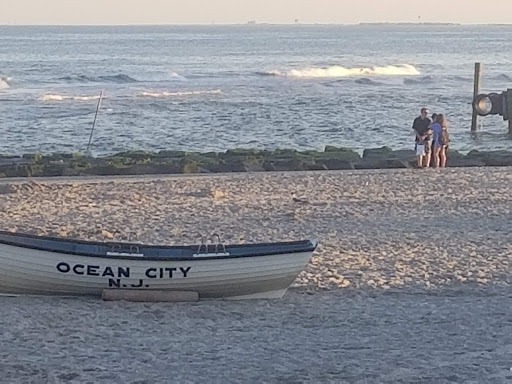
412 108 450 168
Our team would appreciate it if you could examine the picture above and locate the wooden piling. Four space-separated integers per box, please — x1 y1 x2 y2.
471 63 482 132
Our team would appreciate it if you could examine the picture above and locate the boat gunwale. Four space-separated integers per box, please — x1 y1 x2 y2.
0 231 317 261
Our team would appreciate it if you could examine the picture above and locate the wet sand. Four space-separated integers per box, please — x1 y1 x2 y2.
1 167 512 382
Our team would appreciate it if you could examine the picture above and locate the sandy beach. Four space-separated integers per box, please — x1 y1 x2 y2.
1 167 512 383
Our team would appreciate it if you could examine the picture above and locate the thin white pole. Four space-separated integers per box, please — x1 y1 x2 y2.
87 90 104 153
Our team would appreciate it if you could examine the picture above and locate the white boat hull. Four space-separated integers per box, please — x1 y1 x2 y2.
0 242 313 300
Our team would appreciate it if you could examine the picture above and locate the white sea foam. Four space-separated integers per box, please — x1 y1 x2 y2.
269 64 420 78
137 89 222 98
139 71 188 82
73 95 102 101
169 72 187 80
41 94 102 102
41 94 66 101
0 76 11 89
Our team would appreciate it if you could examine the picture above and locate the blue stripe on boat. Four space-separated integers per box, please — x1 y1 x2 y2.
0 231 317 261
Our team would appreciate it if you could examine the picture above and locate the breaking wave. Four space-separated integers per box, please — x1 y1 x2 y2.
40 94 103 102
0 76 11 89
137 89 222 98
40 89 221 101
267 64 420 78
58 74 138 84
57 72 186 84
139 71 188 82
169 72 187 80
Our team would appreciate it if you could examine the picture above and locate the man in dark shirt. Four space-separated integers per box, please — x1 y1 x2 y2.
412 108 432 168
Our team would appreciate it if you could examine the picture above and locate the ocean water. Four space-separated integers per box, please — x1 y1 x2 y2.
1 25 512 156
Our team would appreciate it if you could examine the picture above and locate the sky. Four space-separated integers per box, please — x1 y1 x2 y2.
1 0 512 25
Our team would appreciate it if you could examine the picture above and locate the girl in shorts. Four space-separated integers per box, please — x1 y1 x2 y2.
432 114 450 168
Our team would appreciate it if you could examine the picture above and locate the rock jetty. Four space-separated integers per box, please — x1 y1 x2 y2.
1 147 512 178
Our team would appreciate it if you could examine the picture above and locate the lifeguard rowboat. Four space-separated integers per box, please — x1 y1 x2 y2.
0 231 317 300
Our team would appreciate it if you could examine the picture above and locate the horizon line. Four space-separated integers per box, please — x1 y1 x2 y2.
1 22 512 27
